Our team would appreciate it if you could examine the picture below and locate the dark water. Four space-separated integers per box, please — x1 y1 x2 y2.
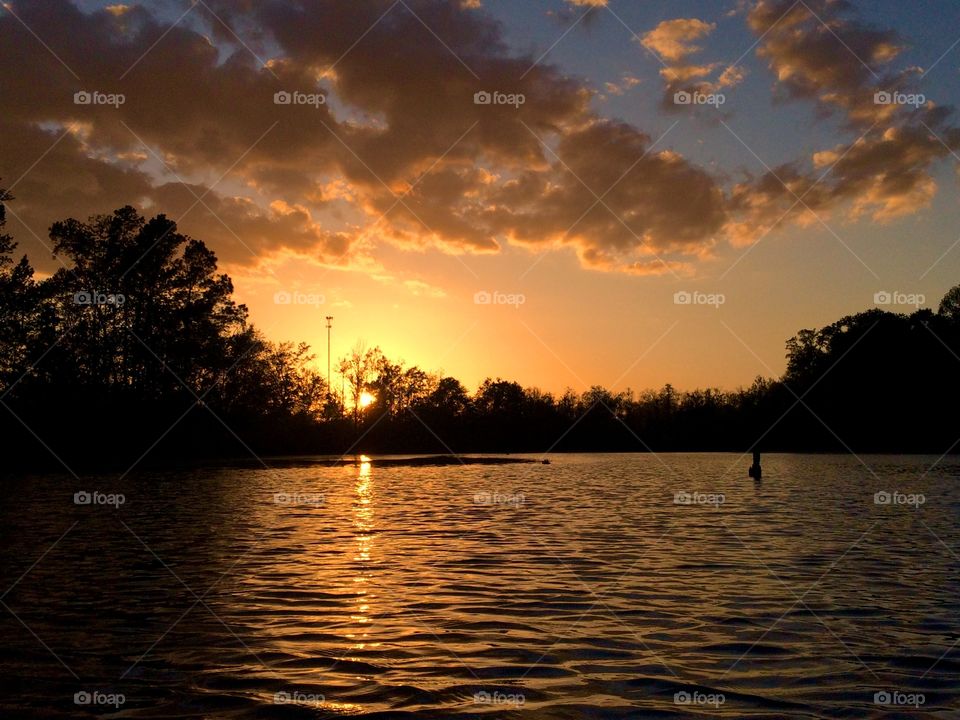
1 453 959 718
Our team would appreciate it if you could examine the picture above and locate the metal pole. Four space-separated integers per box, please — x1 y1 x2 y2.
325 316 333 398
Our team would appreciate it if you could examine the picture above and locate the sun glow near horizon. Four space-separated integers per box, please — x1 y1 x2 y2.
7 0 960 398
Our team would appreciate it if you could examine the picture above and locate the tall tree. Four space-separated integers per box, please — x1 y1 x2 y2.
338 342 382 423
46 207 246 394
0 188 39 392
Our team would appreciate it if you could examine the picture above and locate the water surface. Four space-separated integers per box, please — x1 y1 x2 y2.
1 453 958 718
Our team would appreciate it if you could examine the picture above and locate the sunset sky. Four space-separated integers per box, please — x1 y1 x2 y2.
2 0 959 393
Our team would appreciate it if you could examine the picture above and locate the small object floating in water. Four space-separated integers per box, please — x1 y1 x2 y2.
541 459 551 465
748 451 762 480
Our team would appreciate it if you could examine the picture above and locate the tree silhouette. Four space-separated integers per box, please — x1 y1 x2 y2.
338 341 382 424
939 284 960 322
0 188 40 391
3 195 960 466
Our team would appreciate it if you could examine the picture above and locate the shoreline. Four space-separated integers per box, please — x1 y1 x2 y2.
5 449 956 477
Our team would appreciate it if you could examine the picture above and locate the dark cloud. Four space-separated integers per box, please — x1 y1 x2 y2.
485 121 726 261
1 0 956 280
726 0 960 244
0 0 731 276
748 0 910 126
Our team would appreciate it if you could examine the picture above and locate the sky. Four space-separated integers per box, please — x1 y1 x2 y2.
2 0 959 394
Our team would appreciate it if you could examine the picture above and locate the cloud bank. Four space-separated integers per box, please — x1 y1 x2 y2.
0 0 955 279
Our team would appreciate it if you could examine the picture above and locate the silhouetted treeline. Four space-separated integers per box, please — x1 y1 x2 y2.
0 198 344 469
2 195 959 469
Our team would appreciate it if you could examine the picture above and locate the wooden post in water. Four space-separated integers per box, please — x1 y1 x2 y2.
749 451 762 480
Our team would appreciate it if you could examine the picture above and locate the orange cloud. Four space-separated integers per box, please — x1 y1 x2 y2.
641 18 716 63
0 0 956 286
0 0 730 278
723 0 960 246
641 18 745 112
749 0 915 126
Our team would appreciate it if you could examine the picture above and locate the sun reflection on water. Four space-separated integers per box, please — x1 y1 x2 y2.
350 455 375 636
